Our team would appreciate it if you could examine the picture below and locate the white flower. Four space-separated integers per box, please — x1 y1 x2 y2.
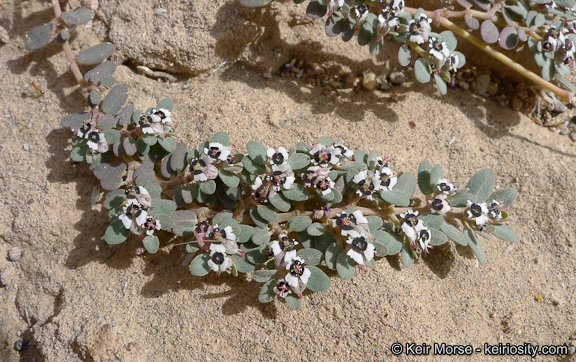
267 146 289 165
353 170 380 200
143 216 161 236
284 257 311 296
310 144 340 167
204 142 232 162
125 185 151 207
428 37 451 65
86 130 109 154
400 209 424 245
212 224 236 242
207 243 232 276
76 122 92 138
269 164 296 191
354 4 369 25
377 10 398 39
543 26 566 52
377 166 397 191
416 227 433 254
327 0 344 15
148 108 172 124
545 1 557 9
466 200 490 226
302 165 334 195
436 178 457 195
332 210 369 237
487 200 503 221
274 279 292 298
447 54 459 72
382 0 405 11
429 194 451 214
346 234 376 265
119 203 148 231
332 143 354 160
270 233 299 267
409 14 431 44
190 154 218 182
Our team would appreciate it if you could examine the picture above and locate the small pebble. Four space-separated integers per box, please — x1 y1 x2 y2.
458 81 469 90
0 266 15 286
389 71 406 85
8 247 22 261
14 338 31 351
570 132 576 142
534 295 544 302
511 96 523 112
23 144 29 151
361 72 377 90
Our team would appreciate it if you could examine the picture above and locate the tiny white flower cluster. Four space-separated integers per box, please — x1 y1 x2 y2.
138 108 174 136
542 25 575 65
465 199 504 231
409 13 432 44
302 143 353 197
352 158 397 201
428 37 460 74
194 221 242 276
77 122 109 155
376 0 405 40
118 185 161 236
332 210 377 267
269 234 311 298
428 178 457 214
252 147 296 203
189 142 234 182
400 209 433 254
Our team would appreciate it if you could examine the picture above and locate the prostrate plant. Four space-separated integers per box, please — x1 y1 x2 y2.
29 0 519 310
242 0 576 108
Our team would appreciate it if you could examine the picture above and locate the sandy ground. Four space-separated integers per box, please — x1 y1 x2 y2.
1 0 575 361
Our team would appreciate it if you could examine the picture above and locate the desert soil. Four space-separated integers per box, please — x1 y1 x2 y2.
0 0 575 361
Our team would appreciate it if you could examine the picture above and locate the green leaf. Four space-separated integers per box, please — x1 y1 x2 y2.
336 252 355 280
429 164 444 188
488 189 517 207
314 231 335 254
158 136 177 152
394 172 417 198
491 224 520 242
238 224 255 244
104 219 129 245
285 294 301 310
366 216 383 232
318 136 335 146
372 230 391 246
373 241 389 256
306 266 330 291
386 232 404 255
61 8 95 25
354 150 367 163
157 98 174 112
88 91 102 107
449 192 476 207
102 129 120 146
258 280 277 303
70 145 88 162
247 141 267 165
288 153 311 170
307 222 325 236
366 151 379 170
199 180 217 195
282 184 309 201
230 254 255 273
288 216 312 232
325 243 343 270
338 161 367 171
429 229 448 246
380 189 410 206
241 0 274 7
398 44 412 66
253 269 278 283
418 213 444 229
242 156 266 175
466 169 495 203
257 205 277 222
434 73 447 95
142 235 160 254
103 192 125 209
76 42 116 65
249 208 269 229
143 182 162 198
149 199 177 216
154 213 173 230
269 193 291 212
189 254 211 276
440 222 467 246
185 243 199 254
212 210 233 225
211 131 229 146
401 243 414 268
252 227 271 246
418 161 433 195
297 249 323 266
141 134 157 146
414 58 431 83
101 85 128 114
25 23 53 50
219 169 240 188
465 228 486 264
